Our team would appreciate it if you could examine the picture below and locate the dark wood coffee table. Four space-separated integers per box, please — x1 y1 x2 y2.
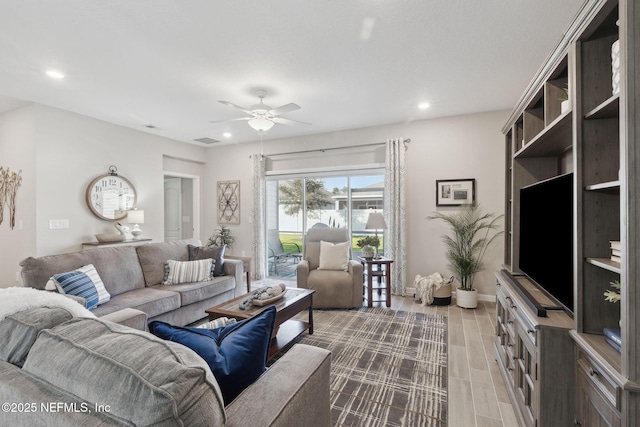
205 287 314 360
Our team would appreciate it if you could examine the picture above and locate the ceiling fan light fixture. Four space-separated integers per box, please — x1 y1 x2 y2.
248 117 275 132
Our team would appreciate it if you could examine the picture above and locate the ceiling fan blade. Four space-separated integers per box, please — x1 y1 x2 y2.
210 117 251 124
218 100 254 115
272 117 312 126
269 103 301 116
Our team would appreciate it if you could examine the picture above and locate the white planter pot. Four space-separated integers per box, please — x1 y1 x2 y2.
561 100 570 114
456 288 478 309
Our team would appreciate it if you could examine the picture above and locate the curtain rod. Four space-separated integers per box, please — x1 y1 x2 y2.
263 138 410 158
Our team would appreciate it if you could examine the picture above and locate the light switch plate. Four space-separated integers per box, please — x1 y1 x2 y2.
49 219 69 229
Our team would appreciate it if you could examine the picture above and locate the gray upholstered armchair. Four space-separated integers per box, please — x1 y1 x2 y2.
296 228 364 309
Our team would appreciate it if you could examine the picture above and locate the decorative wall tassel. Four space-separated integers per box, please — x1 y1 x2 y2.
0 167 23 229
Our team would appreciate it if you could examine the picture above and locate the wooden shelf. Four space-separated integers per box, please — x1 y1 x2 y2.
515 110 572 158
571 331 623 383
586 257 621 274
585 180 620 191
585 95 620 119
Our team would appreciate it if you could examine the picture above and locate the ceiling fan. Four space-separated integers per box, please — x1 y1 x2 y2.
214 89 311 132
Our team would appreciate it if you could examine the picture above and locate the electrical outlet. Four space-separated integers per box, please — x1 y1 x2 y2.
15 271 21 283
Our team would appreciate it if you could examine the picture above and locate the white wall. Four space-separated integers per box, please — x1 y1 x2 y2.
205 110 508 297
0 104 508 296
0 106 37 287
0 104 208 287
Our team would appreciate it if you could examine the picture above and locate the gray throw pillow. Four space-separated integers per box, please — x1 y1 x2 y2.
189 244 226 276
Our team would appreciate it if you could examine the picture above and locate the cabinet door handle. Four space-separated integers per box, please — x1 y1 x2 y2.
527 329 535 335
588 368 599 377
507 320 514 324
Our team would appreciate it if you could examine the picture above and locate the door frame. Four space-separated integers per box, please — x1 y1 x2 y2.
163 172 201 241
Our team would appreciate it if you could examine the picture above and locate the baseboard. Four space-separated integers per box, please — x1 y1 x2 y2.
406 287 495 303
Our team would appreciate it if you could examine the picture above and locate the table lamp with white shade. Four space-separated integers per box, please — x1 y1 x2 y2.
127 209 145 240
365 212 387 258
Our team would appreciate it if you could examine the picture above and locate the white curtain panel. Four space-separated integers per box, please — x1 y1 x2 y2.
251 154 266 280
384 138 407 296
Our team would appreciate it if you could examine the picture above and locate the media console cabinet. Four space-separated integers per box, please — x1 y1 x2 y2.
499 0 640 425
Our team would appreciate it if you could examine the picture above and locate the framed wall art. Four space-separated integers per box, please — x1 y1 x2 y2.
217 180 240 224
436 178 476 206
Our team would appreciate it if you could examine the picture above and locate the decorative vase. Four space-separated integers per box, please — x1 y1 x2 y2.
561 99 570 114
362 245 374 258
456 288 478 309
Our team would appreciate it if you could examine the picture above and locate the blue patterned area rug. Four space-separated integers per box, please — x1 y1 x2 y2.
299 307 447 426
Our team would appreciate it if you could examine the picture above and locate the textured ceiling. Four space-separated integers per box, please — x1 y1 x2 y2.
0 1 585 146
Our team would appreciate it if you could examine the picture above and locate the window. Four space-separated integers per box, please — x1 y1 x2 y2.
265 172 384 277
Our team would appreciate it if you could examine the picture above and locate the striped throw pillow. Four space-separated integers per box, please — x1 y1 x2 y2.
51 264 110 308
162 259 215 285
53 270 100 310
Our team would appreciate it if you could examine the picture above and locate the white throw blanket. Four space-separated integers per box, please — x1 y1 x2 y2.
0 287 96 321
413 273 449 306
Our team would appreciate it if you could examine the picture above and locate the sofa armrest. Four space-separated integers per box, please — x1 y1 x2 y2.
223 258 244 297
348 260 364 307
296 260 310 289
99 308 148 331
226 343 331 427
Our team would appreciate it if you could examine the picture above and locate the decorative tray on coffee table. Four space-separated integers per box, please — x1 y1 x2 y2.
252 288 287 306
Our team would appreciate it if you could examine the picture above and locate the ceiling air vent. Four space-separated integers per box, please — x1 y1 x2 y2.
194 137 220 145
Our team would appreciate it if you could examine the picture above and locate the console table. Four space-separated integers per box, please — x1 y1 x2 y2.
82 239 152 250
359 256 393 308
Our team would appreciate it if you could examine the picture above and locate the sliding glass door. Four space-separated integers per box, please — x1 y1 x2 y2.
265 172 384 278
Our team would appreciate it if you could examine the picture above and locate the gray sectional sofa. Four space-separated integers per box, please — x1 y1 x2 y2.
20 239 244 327
0 306 332 426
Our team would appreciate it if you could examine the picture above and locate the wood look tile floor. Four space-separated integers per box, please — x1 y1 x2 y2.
385 295 518 427
252 279 517 426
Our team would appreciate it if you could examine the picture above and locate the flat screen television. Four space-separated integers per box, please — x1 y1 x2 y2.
519 172 574 313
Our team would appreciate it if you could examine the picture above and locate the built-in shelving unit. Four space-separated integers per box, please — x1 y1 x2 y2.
498 0 640 425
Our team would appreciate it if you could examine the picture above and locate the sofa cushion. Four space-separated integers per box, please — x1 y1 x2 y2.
318 240 350 271
20 246 146 296
22 317 226 426
136 239 201 286
153 275 236 306
149 305 276 405
0 307 72 367
162 259 215 285
189 244 226 276
90 287 181 318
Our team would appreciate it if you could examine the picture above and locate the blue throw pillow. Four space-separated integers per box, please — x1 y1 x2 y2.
148 306 276 405
52 270 100 309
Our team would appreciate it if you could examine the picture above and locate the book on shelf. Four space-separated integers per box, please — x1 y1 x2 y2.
610 240 621 250
611 255 621 263
604 327 622 353
611 248 621 257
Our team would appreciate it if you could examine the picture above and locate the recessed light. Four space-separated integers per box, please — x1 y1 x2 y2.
45 70 65 79
223 132 232 138
418 102 430 110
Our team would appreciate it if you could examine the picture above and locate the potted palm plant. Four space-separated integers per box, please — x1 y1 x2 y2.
429 203 503 308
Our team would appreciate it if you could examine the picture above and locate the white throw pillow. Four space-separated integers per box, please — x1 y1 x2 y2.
318 240 350 271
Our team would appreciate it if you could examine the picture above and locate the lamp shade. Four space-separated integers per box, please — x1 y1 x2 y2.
127 209 145 224
365 212 387 230
248 117 275 132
